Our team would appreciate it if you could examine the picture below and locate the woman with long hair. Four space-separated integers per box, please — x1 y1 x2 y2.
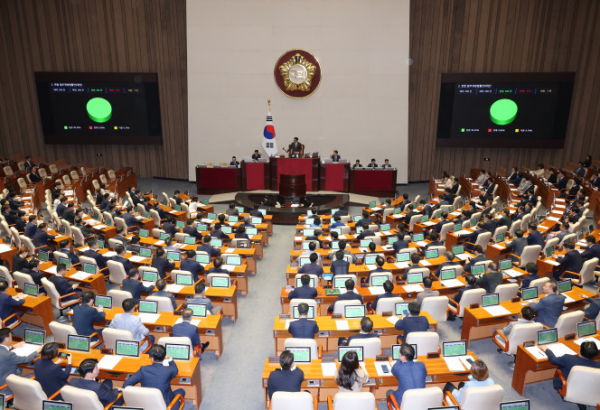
334 351 369 393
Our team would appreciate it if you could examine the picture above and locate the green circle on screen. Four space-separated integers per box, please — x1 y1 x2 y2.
489 98 518 126
86 97 112 123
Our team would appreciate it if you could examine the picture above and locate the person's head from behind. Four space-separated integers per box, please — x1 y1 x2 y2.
368 242 376 252
465 274 477 286
526 262 538 276
335 250 344 261
195 281 206 296
41 342 60 361
78 358 99 379
514 228 524 238
430 232 439 242
410 253 421 265
383 280 394 294
148 344 167 362
298 303 310 318
82 291 95 306
399 343 415 362
473 245 483 255
487 262 497 272
470 360 489 381
580 340 599 359
0 280 9 294
564 241 575 251
339 240 347 251
127 269 139 280
300 274 311 287
360 316 373 333
445 251 454 262
408 302 420 317
279 350 295 370
122 298 136 312
423 276 433 289
213 257 223 268
308 241 316 252
0 328 12 346
375 256 384 267
182 308 194 322
309 253 318 264
345 279 355 291
520 306 535 321
156 279 167 291
339 351 359 379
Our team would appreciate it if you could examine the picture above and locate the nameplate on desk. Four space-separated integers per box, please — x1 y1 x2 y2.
223 297 232 302
268 356 279 363
205 329 215 335
279 314 290 319
318 331 330 337
331 314 342 319
373 329 383 335
306 380 320 387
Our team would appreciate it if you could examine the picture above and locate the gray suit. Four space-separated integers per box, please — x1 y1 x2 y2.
0 345 39 387
109 312 150 342
506 237 528 257
531 293 566 328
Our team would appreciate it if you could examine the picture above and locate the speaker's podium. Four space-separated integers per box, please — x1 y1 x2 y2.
269 156 320 194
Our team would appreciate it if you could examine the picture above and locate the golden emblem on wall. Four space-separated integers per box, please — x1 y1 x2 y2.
274 49 322 99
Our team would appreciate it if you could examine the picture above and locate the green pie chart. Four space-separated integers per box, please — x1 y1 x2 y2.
490 98 518 126
86 97 112 123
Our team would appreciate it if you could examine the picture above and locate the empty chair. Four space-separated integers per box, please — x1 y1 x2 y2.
284 338 321 360
107 289 133 309
42 277 80 316
13 271 34 290
496 283 519 302
6 375 54 409
562 257 599 286
348 337 382 358
49 321 102 348
439 222 455 242
405 331 439 355
328 392 376 410
408 214 422 232
448 288 486 318
387 386 443 410
123 386 184 410
271 392 316 410
374 296 404 315
0 266 14 287
146 295 175 313
493 323 543 355
555 311 585 338
444 384 504 410
512 245 542 268
559 366 600 408
420 296 449 323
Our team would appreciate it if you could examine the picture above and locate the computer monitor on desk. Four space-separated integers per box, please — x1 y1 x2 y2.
481 294 499 307
413 233 425 242
395 302 409 316
24 329 45 346
499 259 512 272
67 335 90 353
499 400 530 410
141 270 158 283
187 303 208 317
471 264 485 277
165 343 191 361
295 277 316 288
139 300 158 314
440 269 456 281
139 248 152 258
396 252 410 262
116 340 140 357
406 272 423 284
344 305 365 319
425 249 439 260
370 275 388 287
95 295 112 309
23 283 38 297
537 328 558 345
292 305 315 319
521 287 538 301
442 340 467 357
175 274 193 286
577 321 597 338
287 347 311 363
558 280 572 294
338 346 364 362
43 401 72 410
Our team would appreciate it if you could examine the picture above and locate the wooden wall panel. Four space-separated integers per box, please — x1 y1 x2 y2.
409 0 600 181
0 0 188 179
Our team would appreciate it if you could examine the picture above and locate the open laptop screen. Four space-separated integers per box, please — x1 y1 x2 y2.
442 340 467 357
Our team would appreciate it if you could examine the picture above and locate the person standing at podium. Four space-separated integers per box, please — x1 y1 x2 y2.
331 150 341 162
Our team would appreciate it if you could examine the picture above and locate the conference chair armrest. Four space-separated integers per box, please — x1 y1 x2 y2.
89 332 103 349
465 241 476 247
561 271 580 280
174 304 184 312
448 298 459 310
318 344 323 360
58 293 82 308
327 395 333 410
140 336 153 354
443 391 460 406
48 388 62 400
556 369 567 397
193 344 202 357
387 394 401 410
231 279 238 288
166 393 184 410
313 394 318 410
368 307 376 315
1 313 21 329
105 393 123 410
492 329 509 352
595 271 600 277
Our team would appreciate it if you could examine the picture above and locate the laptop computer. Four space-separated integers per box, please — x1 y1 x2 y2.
558 280 572 294
82 262 97 274
472 264 486 277
165 343 191 361
577 321 597 338
196 254 210 264
67 335 90 352
499 400 530 410
210 276 230 288
175 274 193 286
292 305 315 319
43 401 72 410
115 340 139 357
481 293 500 307
370 275 388 287
537 328 558 345
425 249 439 260
396 252 411 262
395 302 409 316
141 270 158 283
406 272 423 284
23 283 38 297
187 303 208 317
344 305 366 319
139 300 158 314
139 229 150 238
184 236 196 245
166 251 181 262
295 277 316 288
338 346 364 362
95 294 112 309
442 340 467 357
521 287 538 301
287 347 311 363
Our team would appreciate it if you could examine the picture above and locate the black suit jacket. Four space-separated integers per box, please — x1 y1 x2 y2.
73 303 105 336
476 271 503 294
547 349 600 389
48 275 76 297
464 255 489 273
328 291 363 312
70 378 121 407
288 285 318 300
581 244 600 262
34 359 71 400
288 318 319 339
556 250 583 276
122 278 154 303
151 257 175 279
112 255 133 273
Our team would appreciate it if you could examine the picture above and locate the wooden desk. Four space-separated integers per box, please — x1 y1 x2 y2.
461 288 596 346
161 284 239 323
6 288 54 333
349 169 397 197
512 333 600 395
40 262 107 294
0 240 17 270
272 313 436 354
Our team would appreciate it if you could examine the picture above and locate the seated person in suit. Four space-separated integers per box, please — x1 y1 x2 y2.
435 251 461 278
424 231 444 251
339 316 379 347
388 344 426 406
331 150 341 162
353 159 363 169
356 211 372 231
112 245 133 273
367 158 378 168
22 258 46 290
501 305 535 337
70 358 124 407
289 302 319 339
367 256 390 284
580 287 600 320
382 159 393 169
464 245 489 274
57 239 79 266
126 235 142 253
298 253 324 277
0 328 41 390
249 205 264 219
401 253 423 280
552 241 583 280
180 249 204 282
162 215 177 237
123 269 155 305
443 360 494 405
34 342 72 400
151 279 178 310
186 281 223 315
55 196 68 217
506 228 528 260
182 218 200 239
74 216 95 240
371 280 397 312
172 308 208 356
331 251 350 277
393 232 410 253
329 215 345 228
251 150 262 161
110 298 155 347
24 215 39 238
329 240 357 264
267 350 305 399
151 248 175 279
226 203 239 217
31 223 55 250
207 256 229 274
13 211 26 233
327 279 363 313
521 262 540 289
28 166 43 183
235 225 250 240
241 215 256 228
11 246 30 273
450 274 479 308
460 221 487 251
49 263 81 302
526 222 545 248
123 344 185 409
394 302 429 343
229 156 239 167
482 212 497 233
416 277 440 305
540 340 600 391
210 223 228 240
197 234 221 256
476 262 503 294
83 238 109 271
288 274 318 300
73 291 105 339
530 280 565 328
299 241 321 265
123 207 139 230
304 228 323 248
0 280 25 324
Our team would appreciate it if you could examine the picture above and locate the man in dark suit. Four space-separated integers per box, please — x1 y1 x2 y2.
251 150 262 161
460 221 487 251
424 232 444 252
210 223 228 240
123 344 186 409
402 204 419 230
197 234 221 256
476 262 503 294
183 219 200 239
0 280 25 322
250 205 264 219
21 258 45 288
151 279 178 311
541 341 600 390
98 193 110 211
24 215 38 238
123 207 138 230
327 251 348 277
229 156 240 167
340 316 380 346
330 150 341 162
394 302 429 343
591 172 600 188
122 269 154 304
507 167 519 184
112 227 128 247
83 238 109 271
73 291 105 338
267 350 304 399
180 250 204 282
367 256 391 284
556 170 567 191
574 162 587 178
152 248 176 279
112 245 133 273
552 241 583 280
31 223 55 250
452 274 479 304
521 262 541 289
402 254 424 280
172 308 204 355
432 212 452 234
49 264 81 302
482 213 497 233
390 344 427 406
34 342 72 401
23 156 35 171
162 215 177 237
28 167 42 183
0 205 16 226
207 257 229 274
298 253 324 277
435 252 461 278
55 197 68 217
328 279 363 312
367 158 378 168
506 228 528 259
530 281 566 327
581 235 600 262
526 223 545 248
371 280 397 312
464 245 489 273
62 204 76 224
288 303 319 339
392 232 409 253
288 275 318 300
70 359 123 407
497 209 513 228
580 287 600 320
0 328 41 391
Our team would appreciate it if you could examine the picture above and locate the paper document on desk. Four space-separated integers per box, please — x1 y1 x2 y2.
419 260 431 266
44 265 58 274
483 305 511 316
371 207 382 211
321 362 337 376
444 357 465 371
335 320 350 330
86 219 100 226
129 256 146 263
338 235 347 240
456 254 470 261
395 262 410 269
545 260 560 266
382 231 394 236
295 236 302 241
441 279 464 288
575 337 600 348
374 232 383 237
547 217 560 222
291 204 300 208
224 248 236 253
368 287 385 295
154 240 165 246
382 245 393 251
526 346 547 360
98 355 122 370
0 245 12 252
416 241 428 247
166 284 184 293
103 251 117 258
365 265 377 271
402 285 424 293
563 295 575 304
422 221 436 227
503 269 522 278
93 225 107 230
70 271 94 281
492 244 505 250
450 212 462 217
545 343 577 357
78 246 90 252
12 344 39 357
455 230 472 236
174 318 201 327
386 316 400 325
138 313 160 324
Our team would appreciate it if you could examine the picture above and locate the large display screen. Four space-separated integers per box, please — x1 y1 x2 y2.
35 72 162 144
436 73 574 148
